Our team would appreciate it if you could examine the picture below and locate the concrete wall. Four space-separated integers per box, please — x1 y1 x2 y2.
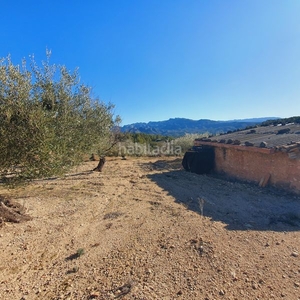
214 146 300 194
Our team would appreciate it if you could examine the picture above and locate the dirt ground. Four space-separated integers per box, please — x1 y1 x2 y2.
0 157 299 300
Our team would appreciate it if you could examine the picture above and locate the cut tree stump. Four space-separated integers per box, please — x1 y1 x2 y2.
93 157 106 172
0 195 32 224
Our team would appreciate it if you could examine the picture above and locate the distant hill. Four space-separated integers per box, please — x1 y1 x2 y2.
121 117 279 137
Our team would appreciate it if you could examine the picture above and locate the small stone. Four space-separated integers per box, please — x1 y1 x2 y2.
294 282 300 287
36 289 41 294
252 283 258 289
260 141 267 148
291 251 299 257
219 289 225 295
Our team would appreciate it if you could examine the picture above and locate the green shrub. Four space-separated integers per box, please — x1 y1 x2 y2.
173 133 209 153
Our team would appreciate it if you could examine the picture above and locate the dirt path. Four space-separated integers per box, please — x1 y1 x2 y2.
0 157 299 299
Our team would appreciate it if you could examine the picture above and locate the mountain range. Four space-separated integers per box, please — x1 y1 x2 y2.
121 117 279 137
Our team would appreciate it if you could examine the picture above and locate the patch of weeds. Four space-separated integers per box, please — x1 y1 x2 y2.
65 248 85 261
77 248 85 257
103 212 123 220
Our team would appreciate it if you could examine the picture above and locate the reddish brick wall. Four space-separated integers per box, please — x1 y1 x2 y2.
214 147 300 193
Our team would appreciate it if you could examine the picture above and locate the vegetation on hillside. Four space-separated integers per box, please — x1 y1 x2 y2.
0 51 120 183
261 116 300 126
116 132 208 156
119 132 174 145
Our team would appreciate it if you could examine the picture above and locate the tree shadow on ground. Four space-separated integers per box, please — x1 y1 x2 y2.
32 170 94 182
144 159 300 232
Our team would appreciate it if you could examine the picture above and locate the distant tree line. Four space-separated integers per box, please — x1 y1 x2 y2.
119 132 174 146
116 132 208 157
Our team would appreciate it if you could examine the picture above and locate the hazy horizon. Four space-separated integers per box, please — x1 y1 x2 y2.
122 116 282 126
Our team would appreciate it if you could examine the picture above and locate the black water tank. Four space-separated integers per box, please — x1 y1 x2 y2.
182 147 215 174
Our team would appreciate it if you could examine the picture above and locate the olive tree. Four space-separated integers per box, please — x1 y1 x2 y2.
0 51 120 183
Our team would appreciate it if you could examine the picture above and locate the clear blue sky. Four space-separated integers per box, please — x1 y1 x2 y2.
1 0 300 125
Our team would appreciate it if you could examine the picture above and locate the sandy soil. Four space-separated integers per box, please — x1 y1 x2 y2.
0 157 299 300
